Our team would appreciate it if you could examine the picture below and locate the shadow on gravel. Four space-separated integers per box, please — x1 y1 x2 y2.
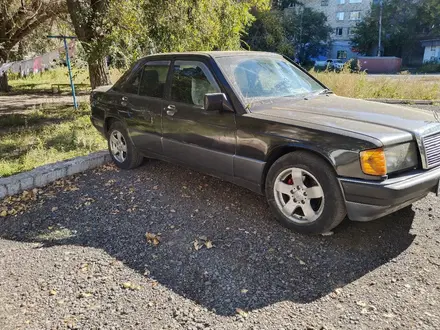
0 161 416 316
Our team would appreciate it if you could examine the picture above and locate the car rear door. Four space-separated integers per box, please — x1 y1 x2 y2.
162 58 236 178
111 60 169 155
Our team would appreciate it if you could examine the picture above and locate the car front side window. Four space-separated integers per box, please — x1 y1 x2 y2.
170 60 220 107
139 61 170 98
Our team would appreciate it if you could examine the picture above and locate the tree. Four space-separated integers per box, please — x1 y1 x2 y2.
350 0 426 59
284 6 332 62
0 0 65 91
66 0 113 89
243 4 332 62
67 0 269 87
243 9 294 56
143 0 269 54
417 0 440 37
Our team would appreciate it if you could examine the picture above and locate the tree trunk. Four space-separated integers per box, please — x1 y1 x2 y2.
88 57 111 89
0 53 9 92
0 72 8 92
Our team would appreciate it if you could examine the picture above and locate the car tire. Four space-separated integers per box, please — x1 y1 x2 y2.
107 121 143 170
265 151 346 234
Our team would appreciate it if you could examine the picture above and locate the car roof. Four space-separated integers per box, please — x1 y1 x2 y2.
140 51 282 60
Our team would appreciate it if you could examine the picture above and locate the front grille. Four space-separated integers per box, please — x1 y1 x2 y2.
423 132 440 168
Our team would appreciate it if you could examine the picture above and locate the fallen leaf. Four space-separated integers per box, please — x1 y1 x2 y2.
49 290 57 296
199 235 208 241
205 240 213 249
296 257 306 265
236 308 248 318
356 301 367 307
145 232 161 246
51 207 58 212
0 210 7 217
241 289 248 294
78 292 92 298
193 240 201 251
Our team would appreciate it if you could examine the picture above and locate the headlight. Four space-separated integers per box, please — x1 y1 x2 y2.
360 143 418 176
384 142 418 173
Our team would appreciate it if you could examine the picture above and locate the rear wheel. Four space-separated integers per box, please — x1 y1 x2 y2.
265 151 346 234
107 121 143 169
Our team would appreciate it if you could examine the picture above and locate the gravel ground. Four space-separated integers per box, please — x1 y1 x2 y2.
0 159 439 330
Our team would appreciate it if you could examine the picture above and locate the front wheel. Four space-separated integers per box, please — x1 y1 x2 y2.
107 121 143 170
265 151 346 234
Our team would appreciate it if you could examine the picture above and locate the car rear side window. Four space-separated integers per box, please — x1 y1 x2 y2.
139 61 170 98
113 69 142 94
170 61 220 107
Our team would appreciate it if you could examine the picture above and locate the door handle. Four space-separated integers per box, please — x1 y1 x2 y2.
166 105 176 116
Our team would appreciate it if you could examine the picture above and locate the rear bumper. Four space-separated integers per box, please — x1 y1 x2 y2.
339 166 440 221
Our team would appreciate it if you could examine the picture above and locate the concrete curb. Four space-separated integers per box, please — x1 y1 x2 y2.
367 98 440 105
0 151 111 200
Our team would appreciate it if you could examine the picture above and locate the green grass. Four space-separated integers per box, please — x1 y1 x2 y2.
6 67 123 94
0 103 106 177
310 66 440 100
0 104 91 130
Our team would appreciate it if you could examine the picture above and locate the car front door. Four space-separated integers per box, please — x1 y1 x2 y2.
162 59 236 178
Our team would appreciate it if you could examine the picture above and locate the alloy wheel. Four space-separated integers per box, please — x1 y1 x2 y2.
273 167 325 224
109 129 128 163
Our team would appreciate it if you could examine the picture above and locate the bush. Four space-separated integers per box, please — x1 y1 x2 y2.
418 61 440 73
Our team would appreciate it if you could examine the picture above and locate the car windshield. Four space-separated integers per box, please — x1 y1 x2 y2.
215 54 325 106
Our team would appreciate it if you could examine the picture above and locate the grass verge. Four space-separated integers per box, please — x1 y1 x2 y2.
310 68 440 100
0 103 106 177
5 67 123 94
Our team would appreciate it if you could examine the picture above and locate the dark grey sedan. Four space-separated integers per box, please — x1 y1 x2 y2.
90 51 440 234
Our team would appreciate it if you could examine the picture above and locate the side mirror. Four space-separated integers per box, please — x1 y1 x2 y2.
204 93 233 112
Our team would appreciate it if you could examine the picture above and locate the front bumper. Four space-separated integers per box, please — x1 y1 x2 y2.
339 166 440 221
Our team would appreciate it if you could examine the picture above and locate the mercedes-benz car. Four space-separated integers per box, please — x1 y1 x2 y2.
90 51 440 234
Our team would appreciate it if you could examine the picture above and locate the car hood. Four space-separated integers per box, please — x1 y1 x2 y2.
247 95 440 146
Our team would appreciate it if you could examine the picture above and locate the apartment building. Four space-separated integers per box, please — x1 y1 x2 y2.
303 0 373 60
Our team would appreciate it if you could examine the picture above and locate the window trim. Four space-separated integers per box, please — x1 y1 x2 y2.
168 59 221 108
349 11 361 21
337 50 348 60
138 60 171 99
336 12 345 21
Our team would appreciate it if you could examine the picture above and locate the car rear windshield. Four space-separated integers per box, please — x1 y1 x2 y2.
215 55 325 107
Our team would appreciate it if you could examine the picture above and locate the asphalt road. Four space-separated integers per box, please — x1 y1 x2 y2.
0 160 439 329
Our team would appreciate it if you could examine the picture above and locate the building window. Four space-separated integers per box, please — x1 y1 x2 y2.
349 0 362 3
338 0 346 4
321 0 329 6
335 27 344 36
337 51 348 59
349 11 361 20
336 12 345 21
